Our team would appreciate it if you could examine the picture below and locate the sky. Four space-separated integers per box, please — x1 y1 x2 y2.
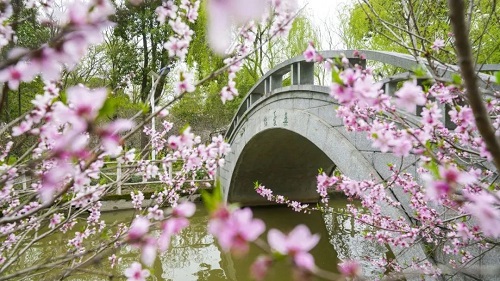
299 0 354 49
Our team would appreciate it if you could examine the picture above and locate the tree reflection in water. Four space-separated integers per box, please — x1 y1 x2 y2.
15 200 387 280
323 205 388 278
159 214 230 280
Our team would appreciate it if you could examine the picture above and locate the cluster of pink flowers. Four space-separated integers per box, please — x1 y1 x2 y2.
6 84 131 208
255 184 310 212
267 225 319 271
303 42 324 63
131 191 145 210
216 0 297 103
431 38 445 52
174 71 195 96
208 205 265 255
206 204 322 279
160 0 200 60
0 0 114 88
124 262 150 281
127 201 195 266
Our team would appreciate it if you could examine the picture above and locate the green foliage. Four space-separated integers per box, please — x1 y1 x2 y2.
98 94 118 120
332 68 343 85
425 160 440 178
345 0 500 64
286 16 319 57
104 34 140 91
201 181 223 213
186 0 225 79
451 73 463 86
110 93 145 118
412 66 428 78
111 0 173 102
2 78 44 122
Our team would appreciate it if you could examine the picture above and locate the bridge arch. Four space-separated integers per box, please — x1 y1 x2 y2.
228 127 334 204
220 86 381 205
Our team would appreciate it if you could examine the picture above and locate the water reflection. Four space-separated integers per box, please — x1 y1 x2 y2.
159 215 227 281
323 203 387 278
13 199 387 280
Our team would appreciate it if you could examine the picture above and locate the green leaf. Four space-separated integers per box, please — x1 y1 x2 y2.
331 68 343 85
6 156 17 165
58 90 68 104
180 123 191 134
334 170 342 177
98 97 117 119
201 180 223 213
425 160 439 177
137 102 149 114
495 72 500 84
253 181 260 189
451 73 462 85
412 65 427 78
271 252 287 261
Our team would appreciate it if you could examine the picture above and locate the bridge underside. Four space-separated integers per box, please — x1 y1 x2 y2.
228 128 334 205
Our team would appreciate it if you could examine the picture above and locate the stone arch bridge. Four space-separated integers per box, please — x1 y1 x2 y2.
218 50 499 206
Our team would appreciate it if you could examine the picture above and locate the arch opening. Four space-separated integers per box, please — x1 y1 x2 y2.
228 128 335 206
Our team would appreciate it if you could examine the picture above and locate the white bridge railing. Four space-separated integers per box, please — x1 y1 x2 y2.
13 160 214 196
100 160 214 195
100 160 174 195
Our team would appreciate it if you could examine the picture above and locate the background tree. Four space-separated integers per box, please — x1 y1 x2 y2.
170 13 319 140
0 2 50 123
344 0 500 66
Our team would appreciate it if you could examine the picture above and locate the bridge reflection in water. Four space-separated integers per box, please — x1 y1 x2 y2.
14 202 386 280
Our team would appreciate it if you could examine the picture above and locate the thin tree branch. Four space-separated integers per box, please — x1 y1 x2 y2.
448 0 500 172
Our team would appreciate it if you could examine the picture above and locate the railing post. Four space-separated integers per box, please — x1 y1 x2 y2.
384 81 398 96
116 162 122 195
291 63 299 85
168 162 173 179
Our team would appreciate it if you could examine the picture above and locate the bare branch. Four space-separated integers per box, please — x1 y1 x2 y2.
448 0 500 172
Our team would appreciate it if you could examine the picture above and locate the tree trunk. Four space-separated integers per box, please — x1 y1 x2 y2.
140 9 151 156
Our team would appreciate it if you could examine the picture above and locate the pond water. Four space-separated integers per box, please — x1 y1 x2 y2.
17 198 388 280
